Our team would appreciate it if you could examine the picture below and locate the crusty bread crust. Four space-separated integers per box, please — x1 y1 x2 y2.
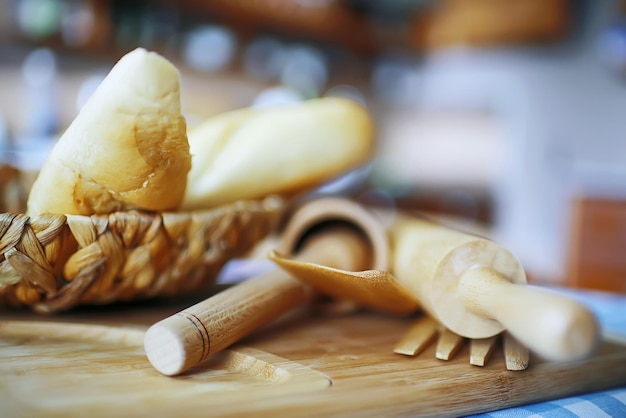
27 48 191 216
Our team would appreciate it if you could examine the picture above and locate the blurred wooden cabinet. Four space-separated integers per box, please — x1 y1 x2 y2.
410 0 571 51
568 198 626 294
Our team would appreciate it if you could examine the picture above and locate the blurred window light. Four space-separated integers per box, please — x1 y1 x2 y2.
17 48 59 170
371 55 420 105
182 25 237 72
598 24 626 72
569 160 626 199
22 48 57 88
12 136 57 171
0 113 10 154
243 37 288 82
281 45 328 98
252 86 303 108
60 0 95 47
374 110 506 191
17 0 61 40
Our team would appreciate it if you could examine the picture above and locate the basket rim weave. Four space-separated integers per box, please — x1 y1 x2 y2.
0 187 285 313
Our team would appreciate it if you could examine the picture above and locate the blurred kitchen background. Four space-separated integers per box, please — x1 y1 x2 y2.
0 0 625 293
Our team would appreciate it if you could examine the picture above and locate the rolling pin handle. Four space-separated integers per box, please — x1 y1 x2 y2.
458 266 600 362
144 227 370 376
144 269 311 376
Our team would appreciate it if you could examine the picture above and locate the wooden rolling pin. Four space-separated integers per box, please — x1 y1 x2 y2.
272 198 600 363
144 223 375 376
387 213 600 362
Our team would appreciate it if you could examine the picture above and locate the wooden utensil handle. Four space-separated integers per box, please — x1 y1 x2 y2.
459 266 600 362
144 227 370 376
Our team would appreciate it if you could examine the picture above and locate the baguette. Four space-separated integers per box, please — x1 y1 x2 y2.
182 98 374 209
27 48 191 216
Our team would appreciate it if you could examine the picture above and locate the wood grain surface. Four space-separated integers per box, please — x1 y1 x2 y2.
1 305 625 417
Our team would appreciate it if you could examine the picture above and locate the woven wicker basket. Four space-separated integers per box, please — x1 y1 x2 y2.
0 165 285 313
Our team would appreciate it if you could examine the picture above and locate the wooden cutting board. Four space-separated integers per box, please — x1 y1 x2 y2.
1 301 625 417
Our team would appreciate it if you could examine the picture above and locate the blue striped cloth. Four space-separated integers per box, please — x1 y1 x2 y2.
470 288 626 418
473 388 626 417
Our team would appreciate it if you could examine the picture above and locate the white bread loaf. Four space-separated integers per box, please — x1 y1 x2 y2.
27 48 191 216
182 98 374 210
